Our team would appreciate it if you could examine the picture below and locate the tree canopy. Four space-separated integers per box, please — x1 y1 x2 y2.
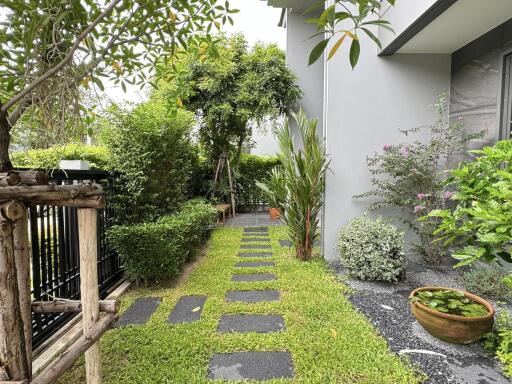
0 0 237 170
159 34 301 164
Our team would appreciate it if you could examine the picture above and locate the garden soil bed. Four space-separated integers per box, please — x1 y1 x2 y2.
331 256 511 384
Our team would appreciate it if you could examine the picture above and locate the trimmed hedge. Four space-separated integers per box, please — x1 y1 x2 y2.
236 154 281 211
11 144 109 169
108 199 217 283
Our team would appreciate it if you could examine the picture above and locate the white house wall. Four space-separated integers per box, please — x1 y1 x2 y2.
323 36 451 260
286 10 324 132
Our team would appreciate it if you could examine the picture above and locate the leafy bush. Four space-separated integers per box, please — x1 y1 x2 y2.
108 199 217 283
484 311 512 377
236 154 281 211
101 102 198 223
337 215 405 282
258 109 328 261
11 144 109 169
424 140 512 270
355 95 482 263
458 267 512 300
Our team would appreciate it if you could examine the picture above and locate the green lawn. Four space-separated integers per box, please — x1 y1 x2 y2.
60 227 422 383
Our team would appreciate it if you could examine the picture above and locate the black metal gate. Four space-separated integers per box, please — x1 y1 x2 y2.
28 169 124 348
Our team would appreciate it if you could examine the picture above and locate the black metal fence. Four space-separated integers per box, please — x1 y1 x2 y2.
27 169 124 348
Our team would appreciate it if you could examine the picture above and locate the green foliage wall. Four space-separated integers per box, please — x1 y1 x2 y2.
108 199 217 283
191 153 281 211
11 144 109 169
101 102 198 223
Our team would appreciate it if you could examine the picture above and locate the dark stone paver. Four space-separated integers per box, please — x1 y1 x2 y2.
208 351 294 380
279 239 320 247
241 237 270 242
235 261 275 268
114 297 161 328
238 252 273 258
240 244 271 249
231 273 277 282
243 227 269 233
226 289 280 303
218 314 285 333
167 295 207 324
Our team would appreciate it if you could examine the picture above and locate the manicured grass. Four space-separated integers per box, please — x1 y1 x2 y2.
59 227 422 383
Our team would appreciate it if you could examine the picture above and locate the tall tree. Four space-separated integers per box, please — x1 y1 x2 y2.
160 34 301 166
0 0 237 171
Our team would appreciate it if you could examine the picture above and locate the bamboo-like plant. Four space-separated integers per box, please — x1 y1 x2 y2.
259 109 329 261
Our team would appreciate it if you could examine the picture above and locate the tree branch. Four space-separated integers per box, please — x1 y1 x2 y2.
1 0 122 114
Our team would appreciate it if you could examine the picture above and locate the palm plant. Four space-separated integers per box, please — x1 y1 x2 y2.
259 109 329 261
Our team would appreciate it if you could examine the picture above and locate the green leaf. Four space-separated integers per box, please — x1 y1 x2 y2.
361 27 382 49
309 38 330 66
349 38 360 69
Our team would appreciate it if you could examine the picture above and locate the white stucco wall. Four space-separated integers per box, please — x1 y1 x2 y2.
322 37 451 260
286 10 324 129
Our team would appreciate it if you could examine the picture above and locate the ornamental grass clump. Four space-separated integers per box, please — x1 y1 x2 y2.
336 215 405 282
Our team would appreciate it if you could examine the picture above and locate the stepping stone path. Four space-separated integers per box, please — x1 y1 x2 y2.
208 352 294 380
168 295 207 324
114 297 161 328
231 273 277 282
241 237 271 242
235 261 275 268
218 314 285 333
237 252 273 257
240 244 272 249
279 239 321 247
225 289 280 303
162 226 293 380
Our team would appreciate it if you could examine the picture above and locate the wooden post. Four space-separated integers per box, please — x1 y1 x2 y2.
12 207 31 377
0 220 29 380
226 157 236 217
78 208 101 384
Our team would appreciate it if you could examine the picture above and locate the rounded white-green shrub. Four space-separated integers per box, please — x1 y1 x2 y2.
336 215 405 282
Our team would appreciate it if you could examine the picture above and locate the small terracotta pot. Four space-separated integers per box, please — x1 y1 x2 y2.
269 207 281 220
409 286 494 344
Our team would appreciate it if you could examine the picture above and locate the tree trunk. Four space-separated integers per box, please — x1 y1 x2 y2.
0 113 13 173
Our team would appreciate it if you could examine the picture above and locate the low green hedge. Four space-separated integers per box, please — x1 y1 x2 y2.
108 199 217 283
12 144 110 169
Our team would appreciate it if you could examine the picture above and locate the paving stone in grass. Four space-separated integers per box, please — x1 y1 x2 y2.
225 289 280 303
237 252 273 258
242 232 269 236
231 273 277 282
240 244 272 249
243 227 269 233
235 261 275 268
208 351 294 380
167 295 207 324
241 237 271 243
218 314 285 333
279 239 320 247
113 297 161 328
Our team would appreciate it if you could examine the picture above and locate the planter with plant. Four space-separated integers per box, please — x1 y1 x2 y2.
409 287 494 344
258 167 286 220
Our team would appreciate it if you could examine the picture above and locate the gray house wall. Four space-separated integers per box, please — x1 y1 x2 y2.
285 10 324 132
322 35 451 260
450 19 512 149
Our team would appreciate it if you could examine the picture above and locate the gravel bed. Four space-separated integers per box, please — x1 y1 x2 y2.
330 259 510 384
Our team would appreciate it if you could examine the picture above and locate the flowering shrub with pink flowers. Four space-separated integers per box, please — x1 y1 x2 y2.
355 95 483 263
